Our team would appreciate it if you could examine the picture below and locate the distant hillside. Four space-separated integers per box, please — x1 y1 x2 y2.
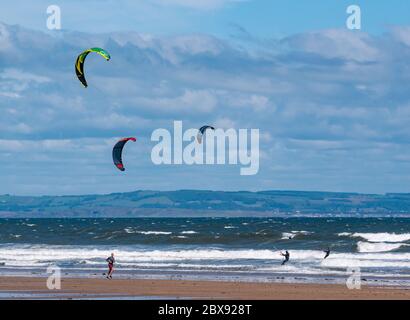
1 190 410 217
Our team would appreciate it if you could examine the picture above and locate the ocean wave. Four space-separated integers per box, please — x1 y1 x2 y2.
1 244 410 271
337 232 351 237
135 231 172 235
351 233 410 243
0 245 316 266
281 231 312 239
357 241 407 253
281 233 294 239
123 228 174 235
322 258 410 269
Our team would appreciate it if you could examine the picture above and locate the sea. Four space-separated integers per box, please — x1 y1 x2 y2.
0 217 409 286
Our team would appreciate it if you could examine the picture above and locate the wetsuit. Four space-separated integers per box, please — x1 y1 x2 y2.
324 249 330 259
106 256 115 278
281 251 290 265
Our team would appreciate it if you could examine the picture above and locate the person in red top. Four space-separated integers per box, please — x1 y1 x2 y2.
106 253 115 279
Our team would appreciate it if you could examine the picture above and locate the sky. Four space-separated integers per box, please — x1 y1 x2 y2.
2 0 410 36
1 1 410 195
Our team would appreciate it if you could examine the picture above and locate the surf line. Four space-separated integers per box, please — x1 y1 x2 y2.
158 304 192 318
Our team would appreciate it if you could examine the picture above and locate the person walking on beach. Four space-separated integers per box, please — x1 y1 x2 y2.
280 251 290 265
106 253 115 279
323 248 331 259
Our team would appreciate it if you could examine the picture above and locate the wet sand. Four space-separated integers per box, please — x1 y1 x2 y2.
0 276 409 299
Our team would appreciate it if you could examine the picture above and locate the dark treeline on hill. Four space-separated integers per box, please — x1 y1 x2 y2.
1 190 410 217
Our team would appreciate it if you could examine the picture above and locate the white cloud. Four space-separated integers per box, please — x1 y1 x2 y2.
136 89 218 115
0 68 50 83
1 22 410 194
0 23 12 51
285 29 381 62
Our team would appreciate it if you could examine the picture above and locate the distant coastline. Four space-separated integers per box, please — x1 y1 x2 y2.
1 190 410 217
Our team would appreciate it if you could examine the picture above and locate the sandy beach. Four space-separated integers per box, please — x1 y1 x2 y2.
0 276 409 300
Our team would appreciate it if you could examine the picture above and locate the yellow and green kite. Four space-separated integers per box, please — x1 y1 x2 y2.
75 47 111 88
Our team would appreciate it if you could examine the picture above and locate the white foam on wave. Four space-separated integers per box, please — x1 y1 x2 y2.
357 241 407 253
281 233 294 239
281 230 312 239
124 228 172 235
322 258 410 269
136 231 172 235
291 231 312 234
338 232 351 237
1 245 410 277
23 223 36 227
0 245 320 266
351 233 410 243
180 231 197 234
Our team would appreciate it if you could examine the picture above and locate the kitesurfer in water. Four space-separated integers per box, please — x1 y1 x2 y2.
280 251 290 265
323 248 331 259
106 253 115 279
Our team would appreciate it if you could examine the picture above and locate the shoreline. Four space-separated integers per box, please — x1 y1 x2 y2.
0 276 409 300
2 268 409 289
